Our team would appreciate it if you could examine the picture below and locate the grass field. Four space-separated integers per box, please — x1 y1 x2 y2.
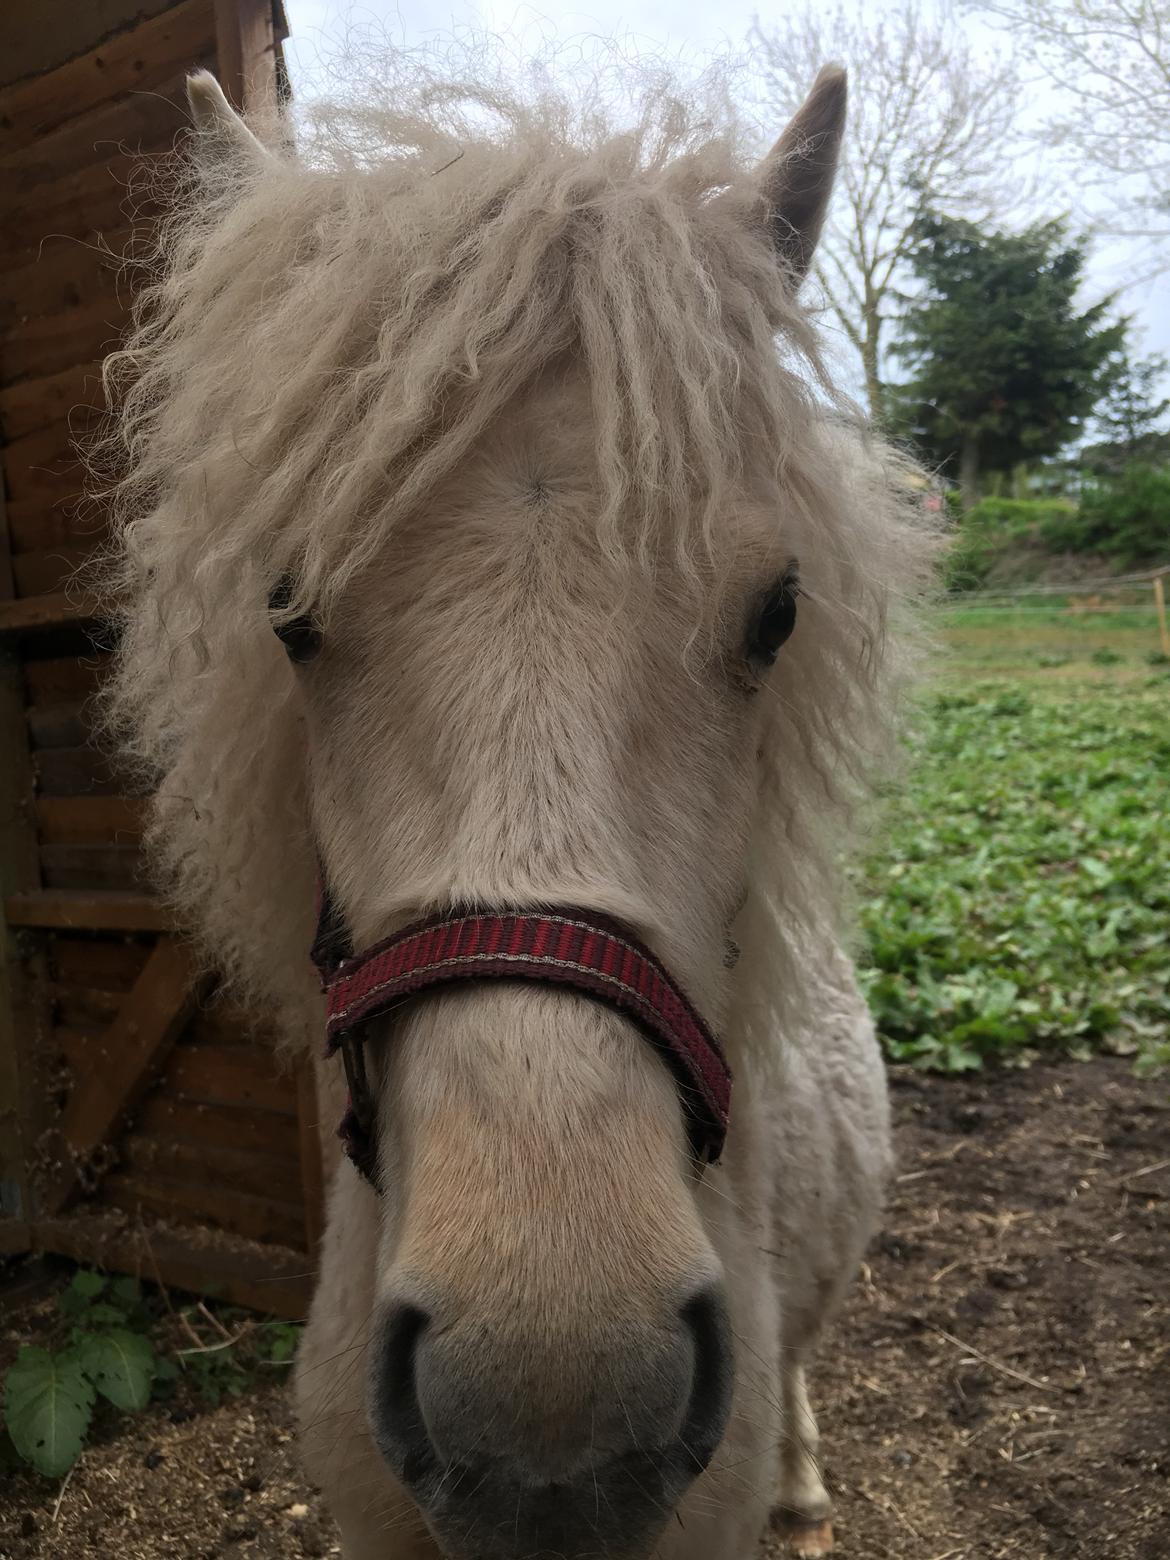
852 599 1170 1073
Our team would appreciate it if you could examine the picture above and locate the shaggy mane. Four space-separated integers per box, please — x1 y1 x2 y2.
93 50 937 1046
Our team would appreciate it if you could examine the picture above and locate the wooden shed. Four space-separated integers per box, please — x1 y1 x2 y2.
0 0 322 1320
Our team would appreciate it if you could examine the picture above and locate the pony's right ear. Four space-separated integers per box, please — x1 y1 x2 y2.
757 64 847 285
187 70 274 165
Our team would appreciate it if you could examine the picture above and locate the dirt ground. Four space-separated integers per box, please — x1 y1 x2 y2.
2 1056 1167 1560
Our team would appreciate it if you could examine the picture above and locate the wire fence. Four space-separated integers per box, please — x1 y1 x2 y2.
944 563 1170 603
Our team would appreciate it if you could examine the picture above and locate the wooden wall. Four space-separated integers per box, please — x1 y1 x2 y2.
0 0 318 1319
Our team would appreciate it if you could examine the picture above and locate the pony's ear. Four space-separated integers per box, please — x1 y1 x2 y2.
187 70 274 166
757 64 847 284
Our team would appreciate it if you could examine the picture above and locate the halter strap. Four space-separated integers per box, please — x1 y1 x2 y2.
312 894 731 1189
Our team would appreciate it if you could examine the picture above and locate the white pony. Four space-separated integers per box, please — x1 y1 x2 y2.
99 50 932 1560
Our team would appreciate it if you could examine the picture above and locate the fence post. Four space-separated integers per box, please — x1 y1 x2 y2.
1155 574 1170 657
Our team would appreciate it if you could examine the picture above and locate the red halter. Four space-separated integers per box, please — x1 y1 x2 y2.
311 894 731 1188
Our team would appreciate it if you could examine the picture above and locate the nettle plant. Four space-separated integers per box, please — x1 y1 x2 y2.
3 1270 300 1478
4 1272 157 1478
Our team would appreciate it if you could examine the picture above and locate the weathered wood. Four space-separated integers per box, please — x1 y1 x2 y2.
1154 573 1170 656
1 294 129 383
296 1060 326 1259
5 498 108 555
41 841 142 891
102 1171 305 1248
214 0 277 113
38 936 200 1214
12 545 97 598
166 1042 298 1116
5 890 168 931
134 1093 300 1162
48 933 150 988
24 653 109 706
30 1215 310 1319
27 700 89 749
0 0 217 156
50 982 124 1028
36 795 144 844
0 144 181 269
34 746 132 798
189 999 279 1048
0 363 105 443
0 70 193 200
121 1133 303 1203
0 469 46 1229
2 425 94 506
52 1024 106 1072
0 592 100 635
0 235 126 333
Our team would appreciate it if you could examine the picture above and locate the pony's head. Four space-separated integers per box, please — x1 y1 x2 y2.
100 56 929 1558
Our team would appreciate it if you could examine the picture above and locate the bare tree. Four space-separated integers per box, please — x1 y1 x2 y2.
971 0 1170 254
750 2 1022 421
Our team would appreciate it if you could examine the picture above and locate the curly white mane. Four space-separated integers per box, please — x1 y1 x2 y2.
91 49 935 1048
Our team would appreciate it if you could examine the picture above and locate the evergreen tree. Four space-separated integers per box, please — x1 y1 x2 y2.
892 214 1125 505
1082 350 1170 476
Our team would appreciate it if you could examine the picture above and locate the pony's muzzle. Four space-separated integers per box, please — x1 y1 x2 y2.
368 1281 733 1557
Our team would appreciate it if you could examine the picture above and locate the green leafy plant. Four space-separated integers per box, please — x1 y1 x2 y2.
853 652 1170 1073
2 1271 302 1479
2 1272 156 1478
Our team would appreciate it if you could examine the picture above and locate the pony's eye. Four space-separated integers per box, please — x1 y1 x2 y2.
748 570 800 666
268 580 323 664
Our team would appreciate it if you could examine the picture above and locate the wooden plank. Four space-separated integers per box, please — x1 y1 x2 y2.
166 1042 297 1116
1 294 129 382
120 1133 303 1202
41 842 142 891
51 982 124 1028
48 933 150 988
0 364 105 443
189 998 279 1048
27 701 90 748
297 1060 325 1259
2 425 94 506
0 592 100 635
102 1171 305 1248
0 468 45 1229
0 146 179 269
0 235 125 333
24 653 109 706
31 1215 310 1319
13 545 97 598
5 498 109 555
0 0 217 156
38 936 200 1214
134 1093 300 1162
37 796 144 844
214 0 277 114
34 745 132 798
5 890 168 931
0 70 192 199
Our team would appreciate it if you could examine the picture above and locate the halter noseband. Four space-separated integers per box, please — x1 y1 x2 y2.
311 891 731 1190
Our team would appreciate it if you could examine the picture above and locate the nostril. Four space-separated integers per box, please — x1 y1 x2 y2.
370 1302 434 1485
679 1286 734 1473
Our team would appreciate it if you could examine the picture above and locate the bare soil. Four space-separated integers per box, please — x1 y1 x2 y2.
2 1057 1167 1560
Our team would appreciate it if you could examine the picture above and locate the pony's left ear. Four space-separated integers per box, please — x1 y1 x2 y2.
187 70 275 166
757 64 847 284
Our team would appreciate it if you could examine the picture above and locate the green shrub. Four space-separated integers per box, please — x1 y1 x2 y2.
944 497 1079 591
3 1270 301 1479
1049 464 1170 566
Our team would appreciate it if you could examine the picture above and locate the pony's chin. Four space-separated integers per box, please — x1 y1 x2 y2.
406 1456 681 1560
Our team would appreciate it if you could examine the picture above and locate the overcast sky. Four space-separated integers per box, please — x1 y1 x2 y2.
282 0 1169 402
